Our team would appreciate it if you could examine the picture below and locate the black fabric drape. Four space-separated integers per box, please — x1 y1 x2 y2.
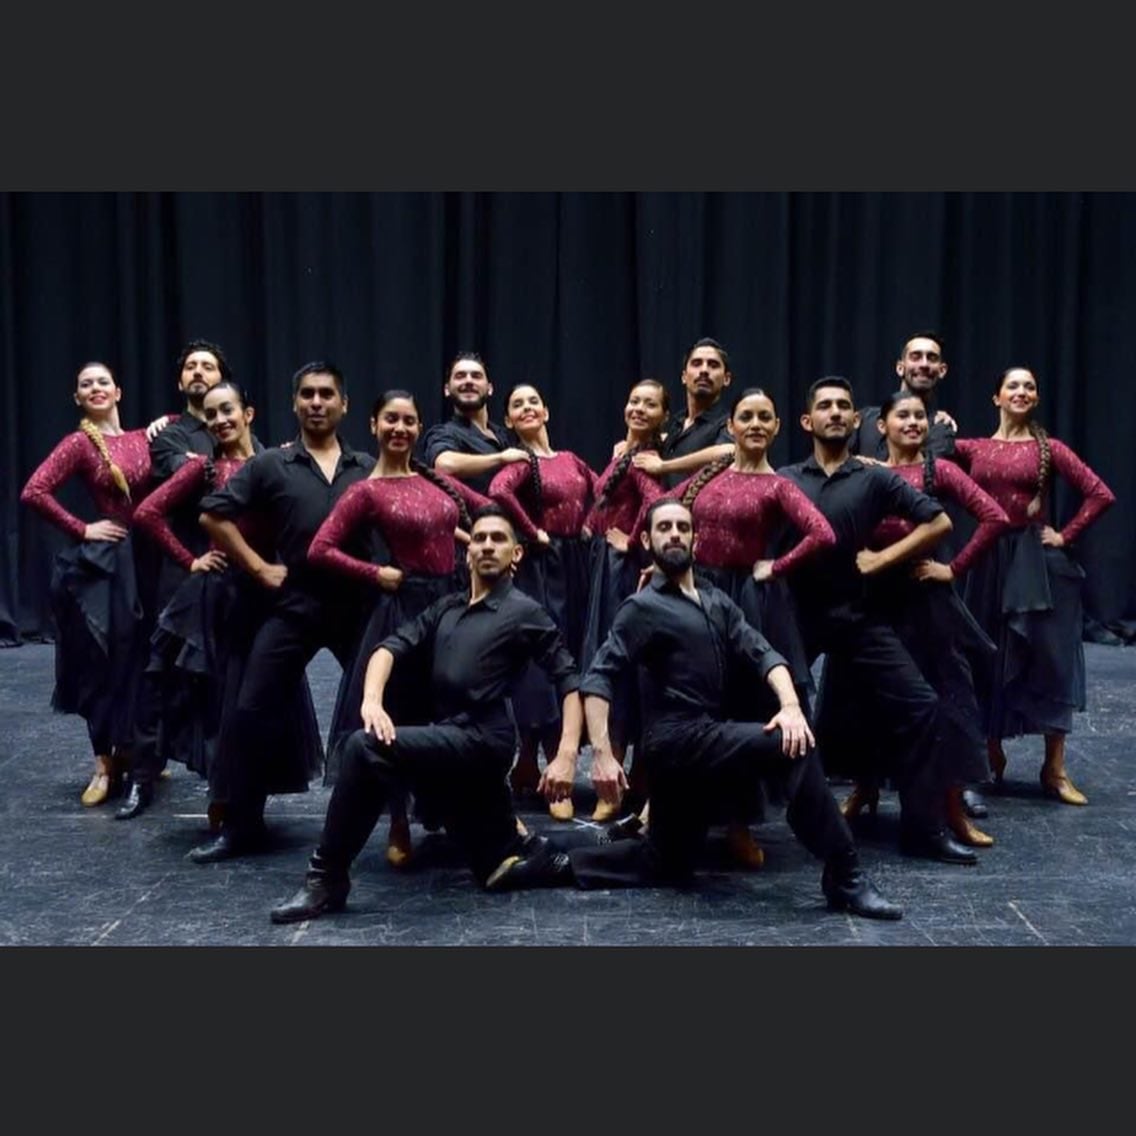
4 192 1134 642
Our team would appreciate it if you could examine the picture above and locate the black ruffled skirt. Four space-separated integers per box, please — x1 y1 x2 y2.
48 537 150 753
324 571 460 783
963 527 1087 738
149 567 324 800
510 534 595 731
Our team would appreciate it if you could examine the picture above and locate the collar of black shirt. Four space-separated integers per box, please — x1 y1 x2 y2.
471 575 514 610
281 435 368 467
799 453 865 478
451 412 509 444
671 402 728 430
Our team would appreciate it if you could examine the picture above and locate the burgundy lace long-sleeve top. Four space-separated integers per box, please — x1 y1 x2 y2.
951 437 1115 545
21 428 153 539
661 468 837 577
308 472 492 585
489 451 599 540
583 451 665 535
870 459 1010 577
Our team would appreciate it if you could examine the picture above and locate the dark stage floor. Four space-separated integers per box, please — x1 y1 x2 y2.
1 643 1134 946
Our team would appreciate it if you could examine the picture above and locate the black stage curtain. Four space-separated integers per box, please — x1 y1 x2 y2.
3 192 1134 643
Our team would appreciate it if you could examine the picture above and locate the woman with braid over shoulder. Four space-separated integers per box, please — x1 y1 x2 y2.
953 368 1115 804
579 379 668 820
489 383 600 821
20 363 157 807
309 390 493 865
831 390 1009 848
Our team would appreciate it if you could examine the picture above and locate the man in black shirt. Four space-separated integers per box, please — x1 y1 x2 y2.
189 361 376 863
117 340 231 819
419 352 528 495
560 499 901 920
632 337 736 489
853 331 958 460
779 376 976 864
269 505 587 924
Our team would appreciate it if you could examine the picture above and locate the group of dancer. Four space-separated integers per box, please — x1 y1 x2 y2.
20 332 1115 926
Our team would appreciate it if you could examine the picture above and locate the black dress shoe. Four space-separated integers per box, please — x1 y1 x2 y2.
188 825 269 864
900 827 979 865
270 876 350 924
485 835 574 891
114 779 154 821
821 863 904 921
961 788 988 819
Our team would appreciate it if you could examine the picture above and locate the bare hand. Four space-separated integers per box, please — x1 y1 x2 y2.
538 751 578 802
589 749 629 804
145 415 172 442
636 563 658 591
857 455 888 467
606 527 630 553
855 548 887 576
84 520 128 542
190 550 228 574
536 529 552 546
752 559 774 582
581 525 593 540
764 705 814 759
454 528 471 546
611 440 629 460
933 409 959 432
631 452 665 477
500 447 529 464
1039 525 1065 548
911 559 952 583
376 565 404 592
361 698 396 744
256 563 288 589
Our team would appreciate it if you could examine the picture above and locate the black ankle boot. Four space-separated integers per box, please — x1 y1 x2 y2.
114 778 154 820
270 855 350 924
821 852 903 920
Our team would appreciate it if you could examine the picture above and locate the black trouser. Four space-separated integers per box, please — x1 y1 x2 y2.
814 619 944 831
223 607 360 831
126 669 168 784
317 719 524 886
568 717 855 887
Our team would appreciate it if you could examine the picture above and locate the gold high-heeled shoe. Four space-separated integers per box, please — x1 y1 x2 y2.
80 755 114 807
592 798 618 823
386 815 413 867
841 782 879 821
947 812 995 847
548 797 574 821
727 824 765 870
1040 773 1088 806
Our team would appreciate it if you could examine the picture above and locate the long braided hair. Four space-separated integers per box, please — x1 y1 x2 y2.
879 390 937 496
999 368 1050 517
593 379 670 514
679 386 774 511
75 361 131 502
371 389 473 531
505 384 546 521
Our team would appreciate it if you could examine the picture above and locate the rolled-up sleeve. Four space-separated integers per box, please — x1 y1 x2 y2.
580 602 646 702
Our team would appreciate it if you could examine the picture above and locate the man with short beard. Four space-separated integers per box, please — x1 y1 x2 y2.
419 352 529 495
269 505 587 924
561 499 903 920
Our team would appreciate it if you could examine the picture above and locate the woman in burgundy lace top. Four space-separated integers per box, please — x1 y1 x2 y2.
952 368 1115 805
578 379 668 820
489 384 600 821
308 389 491 865
20 362 156 807
832 391 1010 847
133 381 324 829
667 388 836 867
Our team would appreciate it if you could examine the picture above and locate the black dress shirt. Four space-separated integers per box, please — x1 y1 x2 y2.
580 573 788 721
199 436 375 619
659 403 732 489
777 455 945 641
380 577 579 722
419 413 513 495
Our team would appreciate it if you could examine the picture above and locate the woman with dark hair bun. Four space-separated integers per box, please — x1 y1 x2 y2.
953 367 1115 805
489 383 599 821
133 381 325 827
309 389 492 865
20 362 156 807
579 379 668 820
829 390 1009 847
